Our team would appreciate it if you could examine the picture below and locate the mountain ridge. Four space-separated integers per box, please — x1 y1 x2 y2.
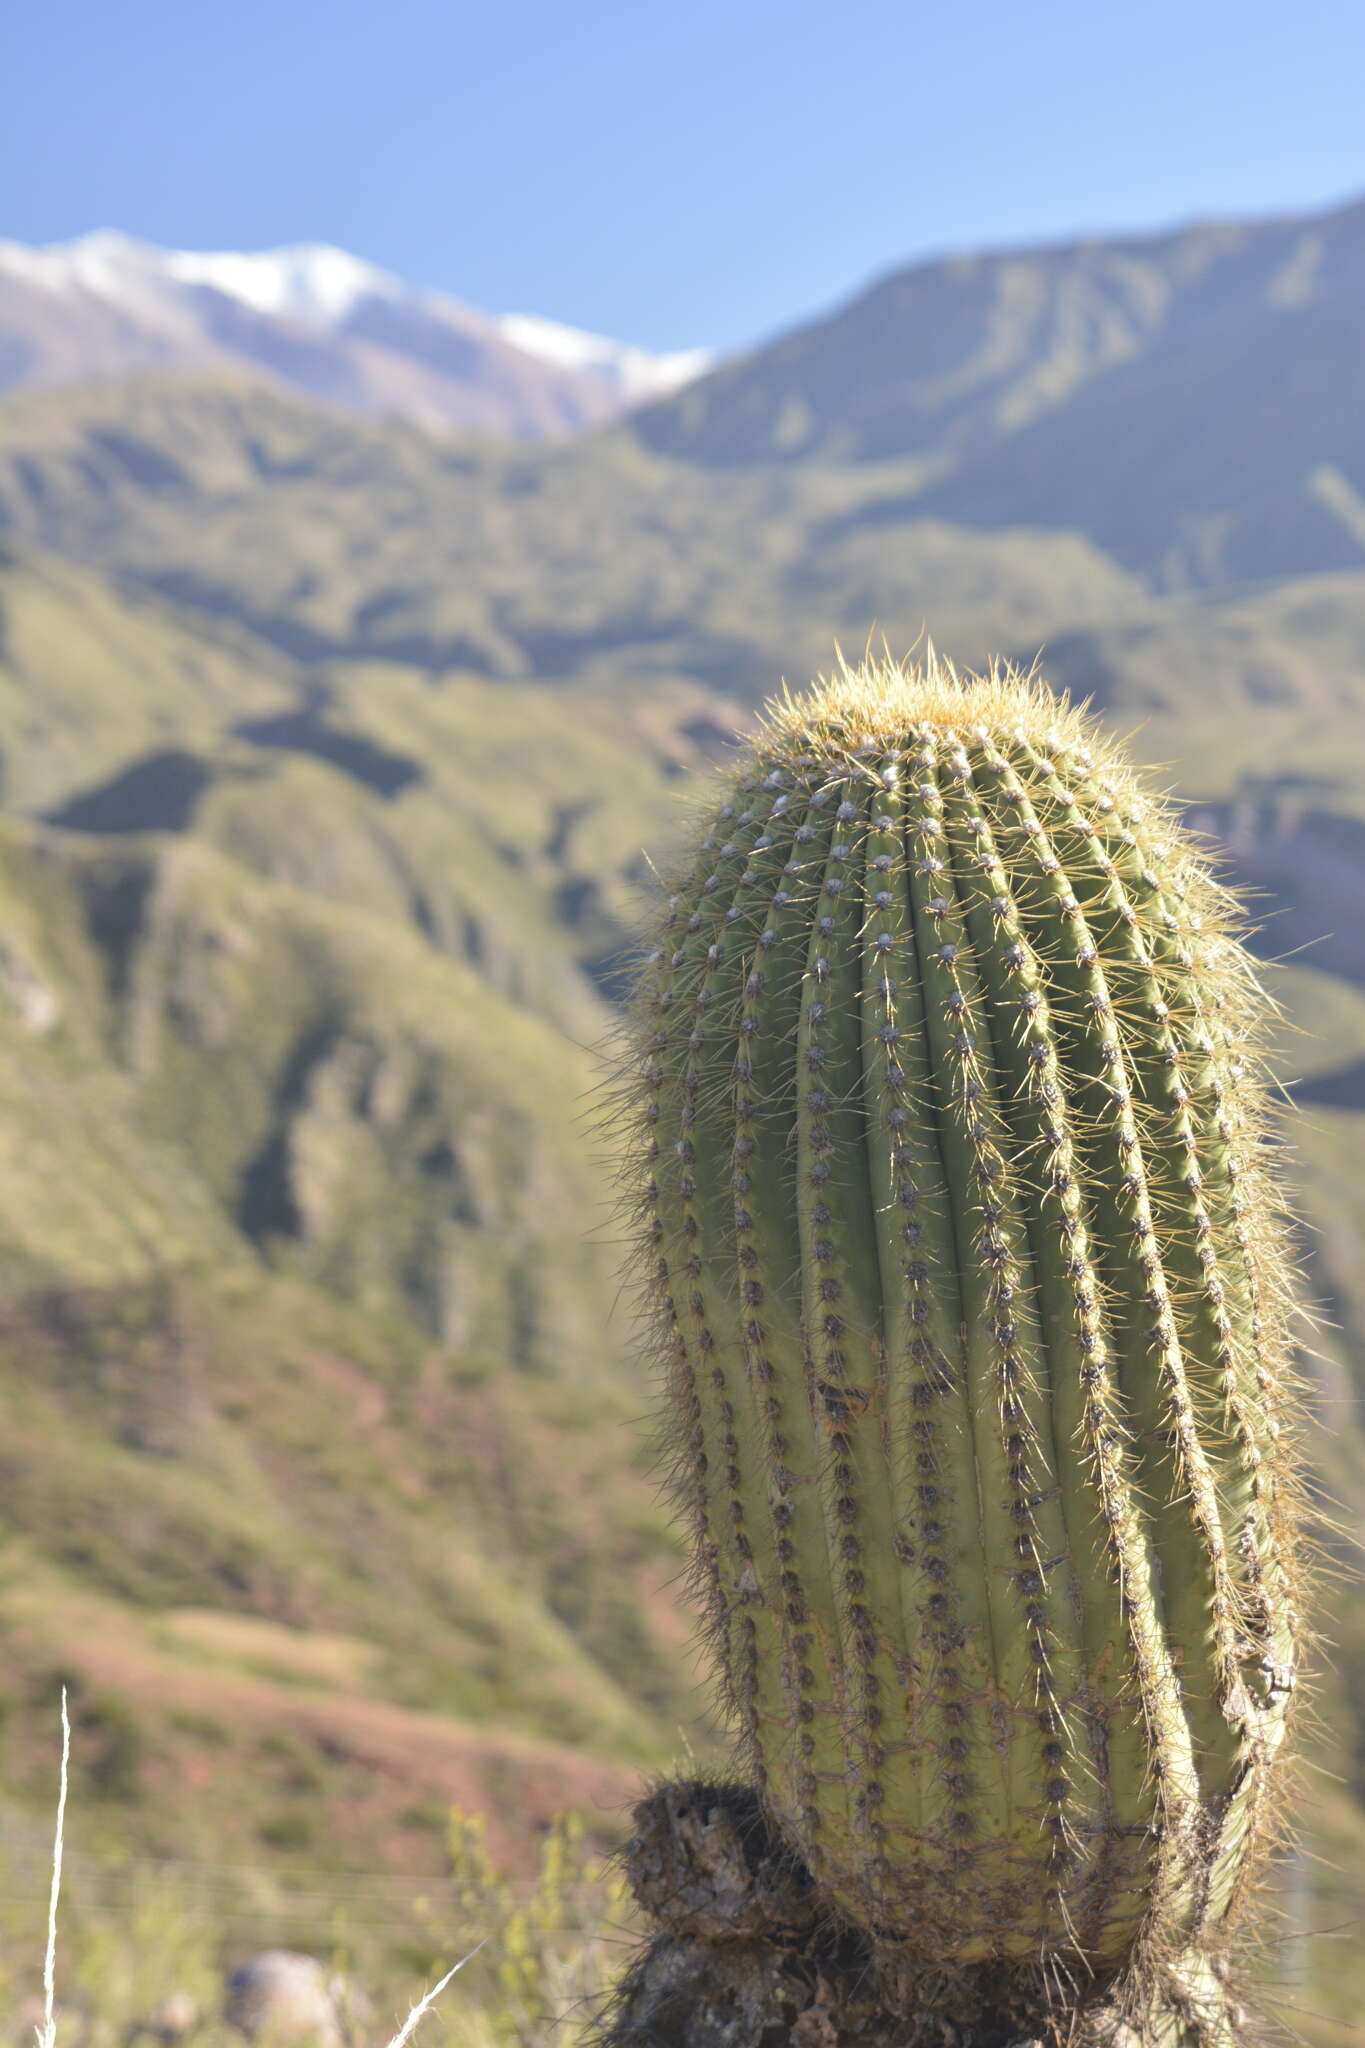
629 188 1365 587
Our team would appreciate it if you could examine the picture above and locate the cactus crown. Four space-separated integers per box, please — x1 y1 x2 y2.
626 653 1303 1984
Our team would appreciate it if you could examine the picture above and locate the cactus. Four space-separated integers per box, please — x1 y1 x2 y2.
621 655 1303 2042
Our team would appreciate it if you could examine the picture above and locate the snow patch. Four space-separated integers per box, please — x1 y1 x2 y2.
164 243 400 323
498 311 711 397
0 231 399 326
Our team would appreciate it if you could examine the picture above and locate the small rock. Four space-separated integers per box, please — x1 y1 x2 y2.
148 1990 199 2041
223 1952 342 2048
0 937 61 1033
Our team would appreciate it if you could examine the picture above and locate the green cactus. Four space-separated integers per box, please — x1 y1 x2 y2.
625 655 1302 2039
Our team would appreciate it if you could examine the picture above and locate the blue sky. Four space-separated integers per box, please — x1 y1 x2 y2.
5 0 1364 351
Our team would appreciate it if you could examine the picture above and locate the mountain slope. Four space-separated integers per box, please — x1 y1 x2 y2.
0 550 298 808
0 545 709 1030
0 375 1150 686
0 792 724 1868
630 191 1365 587
0 1266 708 1873
0 231 709 437
0 812 624 1353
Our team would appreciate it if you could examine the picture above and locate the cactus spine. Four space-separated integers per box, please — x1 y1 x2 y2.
628 656 1301 2032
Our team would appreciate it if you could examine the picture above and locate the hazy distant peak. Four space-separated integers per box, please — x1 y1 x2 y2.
0 230 390 333
0 230 711 432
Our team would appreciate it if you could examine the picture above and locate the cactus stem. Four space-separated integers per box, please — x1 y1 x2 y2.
620 653 1304 2026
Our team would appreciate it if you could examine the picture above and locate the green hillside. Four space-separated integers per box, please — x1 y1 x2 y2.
1 373 1364 2036
0 814 737 1899
0 553 743 1870
0 1267 705 1868
0 376 1149 686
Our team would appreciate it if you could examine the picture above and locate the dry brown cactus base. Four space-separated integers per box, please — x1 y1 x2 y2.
595 1784 1254 2048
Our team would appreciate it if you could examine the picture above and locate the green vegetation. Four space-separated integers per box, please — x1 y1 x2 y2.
0 1802 638 2045
0 1269 715 1869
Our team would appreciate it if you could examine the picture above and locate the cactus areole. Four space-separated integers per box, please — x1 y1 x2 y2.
628 657 1301 1993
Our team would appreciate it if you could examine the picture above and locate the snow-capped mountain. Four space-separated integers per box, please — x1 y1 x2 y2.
0 231 712 436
